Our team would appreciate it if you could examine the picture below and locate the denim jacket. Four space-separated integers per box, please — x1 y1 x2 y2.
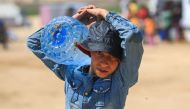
27 12 143 109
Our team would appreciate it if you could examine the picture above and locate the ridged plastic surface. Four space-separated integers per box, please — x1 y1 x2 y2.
41 16 91 65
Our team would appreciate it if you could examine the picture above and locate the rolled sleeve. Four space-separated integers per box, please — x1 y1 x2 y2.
27 28 68 81
105 12 144 88
105 12 143 47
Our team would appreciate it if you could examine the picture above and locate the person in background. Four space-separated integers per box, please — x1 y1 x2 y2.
157 1 172 41
170 2 184 41
0 19 8 50
128 0 143 30
144 15 156 45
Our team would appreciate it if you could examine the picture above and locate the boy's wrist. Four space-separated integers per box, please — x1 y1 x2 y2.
100 9 109 19
105 12 117 22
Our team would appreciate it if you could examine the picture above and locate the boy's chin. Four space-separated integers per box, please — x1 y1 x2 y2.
95 72 110 78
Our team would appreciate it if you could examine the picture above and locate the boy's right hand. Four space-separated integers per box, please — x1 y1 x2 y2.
86 8 109 20
72 5 97 28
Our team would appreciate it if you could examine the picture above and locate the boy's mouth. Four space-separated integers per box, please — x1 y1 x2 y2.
97 68 108 74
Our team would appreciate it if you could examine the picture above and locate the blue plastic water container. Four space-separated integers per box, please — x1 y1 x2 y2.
40 16 91 65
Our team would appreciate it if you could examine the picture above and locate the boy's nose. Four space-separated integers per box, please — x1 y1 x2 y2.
99 62 109 68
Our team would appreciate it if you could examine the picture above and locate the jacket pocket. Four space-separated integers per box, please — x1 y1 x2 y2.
93 78 111 94
93 78 111 108
69 79 83 108
70 102 81 109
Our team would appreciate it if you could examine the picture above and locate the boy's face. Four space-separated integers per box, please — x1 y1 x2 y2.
91 51 120 78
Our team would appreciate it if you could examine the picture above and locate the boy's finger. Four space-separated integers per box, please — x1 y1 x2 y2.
77 9 85 14
88 16 97 23
87 5 96 9
73 9 88 19
77 6 88 14
79 9 88 16
79 5 90 10
77 7 86 13
79 5 96 12
72 13 80 19
86 9 99 16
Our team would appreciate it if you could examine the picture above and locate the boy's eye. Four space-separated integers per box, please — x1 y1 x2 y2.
95 51 102 56
97 51 101 54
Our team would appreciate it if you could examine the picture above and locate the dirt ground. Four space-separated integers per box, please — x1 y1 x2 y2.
0 17 190 109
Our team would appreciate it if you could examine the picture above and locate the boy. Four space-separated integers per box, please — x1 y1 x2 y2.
27 5 143 109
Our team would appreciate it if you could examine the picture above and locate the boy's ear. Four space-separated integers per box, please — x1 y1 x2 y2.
117 58 121 63
89 65 93 73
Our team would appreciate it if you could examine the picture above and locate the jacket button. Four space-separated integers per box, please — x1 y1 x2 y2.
84 92 88 96
100 87 103 90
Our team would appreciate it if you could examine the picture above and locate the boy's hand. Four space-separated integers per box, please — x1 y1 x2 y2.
72 5 95 19
86 8 109 20
72 5 97 28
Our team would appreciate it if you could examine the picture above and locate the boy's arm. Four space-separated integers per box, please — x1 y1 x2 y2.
105 12 143 48
105 12 144 88
27 28 67 81
27 5 96 82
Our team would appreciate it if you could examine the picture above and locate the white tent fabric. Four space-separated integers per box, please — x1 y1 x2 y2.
0 4 23 25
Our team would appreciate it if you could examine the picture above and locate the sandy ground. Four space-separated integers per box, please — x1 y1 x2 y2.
0 16 190 109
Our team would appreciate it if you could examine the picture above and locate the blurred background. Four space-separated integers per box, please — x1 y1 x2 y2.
0 0 190 109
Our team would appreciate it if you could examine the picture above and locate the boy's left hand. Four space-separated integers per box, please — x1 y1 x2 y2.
86 8 109 20
72 5 97 28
